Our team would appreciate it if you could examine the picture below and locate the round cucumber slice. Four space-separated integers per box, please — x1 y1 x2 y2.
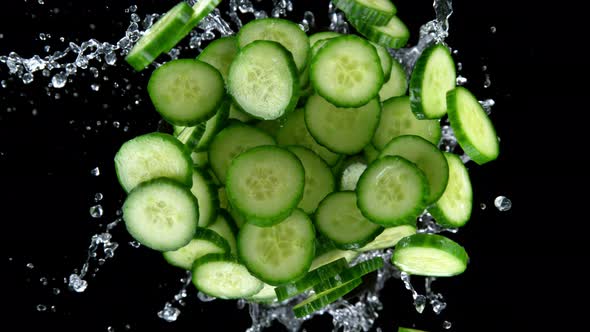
163 228 229 270
197 36 238 82
332 0 397 26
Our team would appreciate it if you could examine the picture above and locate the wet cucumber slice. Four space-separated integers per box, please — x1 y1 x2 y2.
357 156 429 227
351 16 410 49
115 132 193 193
379 135 449 205
192 253 263 299
428 152 473 228
313 256 384 293
392 233 469 276
332 0 397 26
123 178 198 251
293 278 362 318
356 224 416 252
409 44 456 119
274 257 349 302
447 87 500 164
163 228 229 270
237 209 315 285
226 146 305 226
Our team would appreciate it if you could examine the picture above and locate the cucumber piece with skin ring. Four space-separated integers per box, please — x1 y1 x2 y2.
293 278 363 318
313 256 384 293
197 36 238 82
332 0 397 26
350 15 410 49
163 227 230 270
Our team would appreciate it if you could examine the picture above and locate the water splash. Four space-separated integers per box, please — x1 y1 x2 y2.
157 271 192 322
417 211 458 234
328 1 349 33
494 196 512 211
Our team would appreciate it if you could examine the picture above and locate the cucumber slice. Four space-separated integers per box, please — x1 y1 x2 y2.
340 159 367 191
255 119 281 138
351 16 410 49
229 102 256 123
304 94 381 154
428 153 473 228
293 278 362 318
197 36 238 82
238 18 310 72
175 125 206 151
208 122 276 184
311 248 359 271
447 87 500 164
315 191 383 250
238 209 315 285
380 135 449 205
148 59 225 126
125 2 193 71
313 256 384 293
190 168 219 227
398 328 428 332
309 31 342 46
332 0 396 26
357 156 428 227
163 228 229 270
194 98 231 152
192 253 263 299
114 133 193 193
363 143 380 164
247 283 278 303
276 109 341 166
379 59 407 101
286 146 336 214
371 41 393 82
191 151 209 167
274 258 349 302
228 40 299 120
409 44 456 119
372 96 441 150
123 178 198 251
311 35 384 108
392 233 469 276
356 225 416 252
226 146 304 226
207 212 239 255
175 0 223 52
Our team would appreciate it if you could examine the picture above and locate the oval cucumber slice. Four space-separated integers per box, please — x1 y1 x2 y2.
356 225 417 252
332 0 396 26
293 278 362 318
313 256 384 293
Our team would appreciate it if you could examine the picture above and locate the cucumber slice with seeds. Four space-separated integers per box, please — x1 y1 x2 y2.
447 87 500 164
332 0 397 26
380 135 449 205
351 16 410 49
315 191 383 250
357 156 428 226
192 253 263 299
392 233 469 277
293 278 362 318
313 256 384 293
304 94 381 154
163 227 229 270
238 209 315 285
311 35 384 108
409 44 456 119
148 59 225 127
428 152 473 228
207 212 238 255
115 132 193 193
190 168 219 227
372 96 441 150
123 178 198 251
379 59 407 101
356 224 416 252
226 146 304 226
228 40 299 120
197 36 238 82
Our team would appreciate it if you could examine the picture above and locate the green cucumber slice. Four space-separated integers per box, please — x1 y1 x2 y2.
398 328 428 332
191 151 209 167
357 156 428 227
428 152 473 228
315 191 383 250
229 102 256 123
311 35 383 108
286 146 336 214
123 178 198 251
293 278 362 318
175 125 206 151
255 119 281 138
226 146 304 226
190 168 219 227
409 44 456 119
237 209 315 285
197 36 238 82
247 283 278 303
228 40 299 120
194 98 231 152
163 228 229 270
274 257 349 302
309 31 342 46
304 94 381 154
379 135 449 204
313 256 384 293
175 0 223 52
356 225 416 252
372 96 441 150
371 41 393 82
148 59 225 126
379 59 407 101
332 0 396 26
392 233 469 276
363 143 380 164
310 248 359 271
207 212 239 255
339 159 368 191
351 15 410 49
192 253 263 299
447 87 500 164
114 132 193 193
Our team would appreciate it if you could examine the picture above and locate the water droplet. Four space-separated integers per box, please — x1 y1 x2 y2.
124 324 131 330
480 203 486 210
113 121 120 128
52 288 61 295
22 72 34 84
456 75 467 85
90 83 100 91
51 72 67 88
128 241 140 248
105 52 117 65
26 263 35 269
158 303 180 322
197 291 216 302
1 80 7 88
90 204 103 218
90 167 100 176
490 26 497 33
36 304 47 312
443 321 452 329
483 73 491 88
494 196 512 211
107 326 115 332
68 273 88 292
50 305 57 312
94 192 103 202
40 277 48 286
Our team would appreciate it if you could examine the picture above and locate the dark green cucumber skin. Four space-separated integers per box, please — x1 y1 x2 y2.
313 256 384 293
332 0 396 26
350 17 410 49
409 44 455 120
293 278 362 318
446 87 500 165
228 41 300 120
115 132 193 193
392 233 469 276
163 227 230 269
148 59 225 127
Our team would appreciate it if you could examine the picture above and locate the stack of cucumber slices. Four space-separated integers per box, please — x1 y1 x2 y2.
117 0 500 319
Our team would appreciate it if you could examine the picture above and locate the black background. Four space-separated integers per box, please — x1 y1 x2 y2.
0 0 579 331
